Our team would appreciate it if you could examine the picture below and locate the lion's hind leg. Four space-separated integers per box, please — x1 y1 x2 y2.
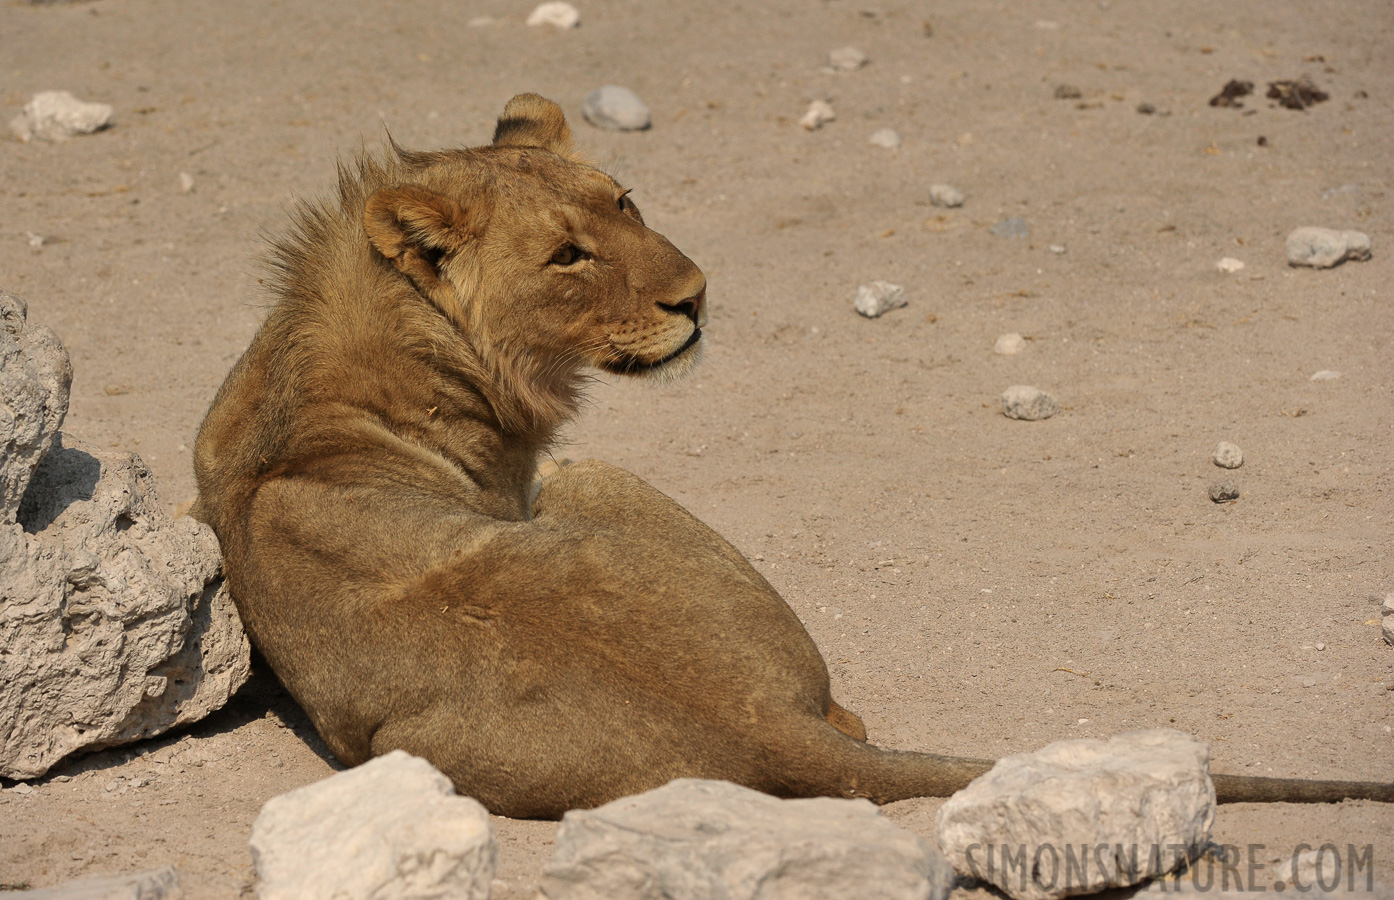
826 700 867 741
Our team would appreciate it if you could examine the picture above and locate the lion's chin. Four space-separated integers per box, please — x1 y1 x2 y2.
601 329 703 382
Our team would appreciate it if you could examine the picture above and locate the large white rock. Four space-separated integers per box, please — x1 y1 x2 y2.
250 751 496 900
0 292 249 780
9 91 114 142
1 291 70 514
1286 227 1371 269
9 866 182 899
936 730 1214 900
540 778 952 900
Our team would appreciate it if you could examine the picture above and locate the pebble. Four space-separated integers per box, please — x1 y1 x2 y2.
26 233 46 249
1000 385 1058 421
828 46 869 71
1048 244 1066 254
868 128 901 149
928 184 964 208
1212 441 1243 469
994 333 1026 355
1053 84 1083 100
178 172 195 193
1382 593 1394 647
526 1 580 28
1136 102 1157 114
853 281 906 318
799 99 835 131
1309 370 1341 381
1285 226 1372 268
11 782 34 795
1216 257 1245 273
1208 482 1240 503
991 217 1029 239
581 86 650 131
9 90 114 142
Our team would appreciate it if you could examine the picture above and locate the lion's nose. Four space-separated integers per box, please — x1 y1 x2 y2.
661 284 706 326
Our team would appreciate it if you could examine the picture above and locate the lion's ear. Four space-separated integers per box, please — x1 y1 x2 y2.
364 185 472 294
492 93 575 157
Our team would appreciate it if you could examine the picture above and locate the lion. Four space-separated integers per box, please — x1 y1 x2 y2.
193 94 1391 817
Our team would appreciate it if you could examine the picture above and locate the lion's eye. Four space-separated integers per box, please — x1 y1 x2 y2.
550 244 585 266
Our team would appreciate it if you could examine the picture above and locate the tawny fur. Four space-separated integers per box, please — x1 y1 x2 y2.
193 95 1392 817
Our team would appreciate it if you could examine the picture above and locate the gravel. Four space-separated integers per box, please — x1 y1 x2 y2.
1212 442 1243 469
928 184 964 208
581 86 651 131
853 281 906 318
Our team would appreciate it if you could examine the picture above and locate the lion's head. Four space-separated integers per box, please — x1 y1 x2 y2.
352 94 706 434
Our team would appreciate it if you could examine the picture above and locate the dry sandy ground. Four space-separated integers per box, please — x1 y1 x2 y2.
2 0 1392 896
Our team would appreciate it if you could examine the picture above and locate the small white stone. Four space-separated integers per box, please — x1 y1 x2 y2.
1314 642 1325 651
936 730 1215 900
1048 244 1066 254
26 233 46 248
1212 441 1243 469
1286 227 1372 268
1310 370 1341 381
854 281 906 318
1001 385 1059 421
251 751 495 900
1216 257 1245 273
526 1 580 28
581 86 650 131
929 184 964 207
800 99 835 131
868 128 901 149
828 46 869 71
10 90 114 142
466 15 497 27
994 333 1026 355
178 172 195 193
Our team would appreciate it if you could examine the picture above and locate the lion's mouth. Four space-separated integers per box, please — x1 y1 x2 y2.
602 328 702 375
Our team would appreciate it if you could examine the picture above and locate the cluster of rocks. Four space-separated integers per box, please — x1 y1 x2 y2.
0 291 249 781
1208 441 1244 504
31 729 1213 900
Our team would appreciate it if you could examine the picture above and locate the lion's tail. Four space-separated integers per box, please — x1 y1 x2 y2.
774 719 1394 806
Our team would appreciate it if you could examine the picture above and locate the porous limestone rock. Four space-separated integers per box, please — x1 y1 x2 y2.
0 292 249 780
10 866 182 899
9 91 114 142
935 729 1215 900
540 778 953 900
250 751 496 900
1285 227 1371 269
1 291 70 513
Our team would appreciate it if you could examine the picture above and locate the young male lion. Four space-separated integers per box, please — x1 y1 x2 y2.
194 95 1391 817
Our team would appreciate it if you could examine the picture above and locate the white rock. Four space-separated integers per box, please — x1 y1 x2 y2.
994 333 1026 355
581 86 650 132
936 730 1215 900
8 866 182 899
251 751 496 900
526 1 580 28
1001 385 1059 421
828 46 869 71
929 184 965 208
1212 441 1243 469
869 128 902 149
854 281 907 318
800 99 836 131
177 172 194 193
540 778 952 900
1216 257 1245 273
0 292 248 780
9 91 113 142
1 291 70 512
1310 369 1341 381
1286 227 1372 268
1048 244 1066 254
